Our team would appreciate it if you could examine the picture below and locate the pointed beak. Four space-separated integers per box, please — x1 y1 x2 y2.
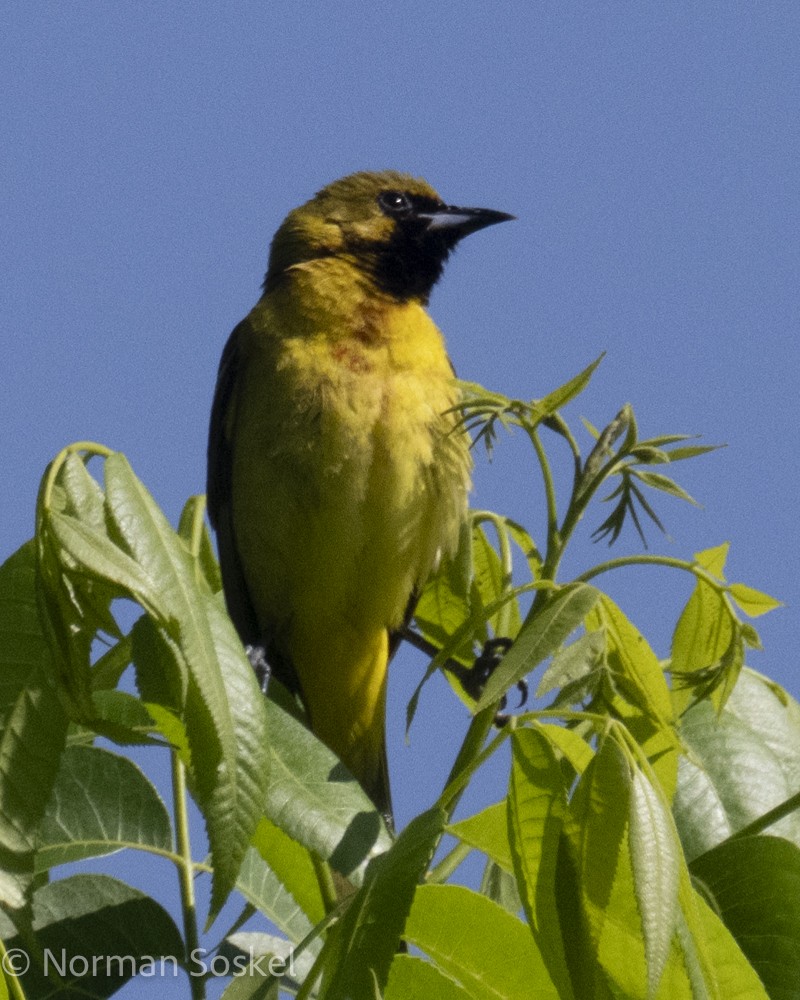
418 204 516 240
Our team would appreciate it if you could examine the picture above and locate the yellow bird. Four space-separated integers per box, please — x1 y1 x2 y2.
207 171 512 819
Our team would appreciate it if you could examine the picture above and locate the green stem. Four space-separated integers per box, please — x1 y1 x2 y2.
573 554 725 590
728 790 800 842
528 429 560 578
472 511 515 636
440 706 499 822
294 941 328 1000
311 854 339 915
38 441 115 511
427 840 473 884
171 753 205 1000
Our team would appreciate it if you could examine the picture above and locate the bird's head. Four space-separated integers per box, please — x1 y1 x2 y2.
264 170 513 303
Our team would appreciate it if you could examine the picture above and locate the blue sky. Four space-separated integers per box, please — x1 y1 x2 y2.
3 5 799 996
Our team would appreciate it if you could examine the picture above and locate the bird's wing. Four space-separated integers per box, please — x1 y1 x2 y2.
207 320 262 647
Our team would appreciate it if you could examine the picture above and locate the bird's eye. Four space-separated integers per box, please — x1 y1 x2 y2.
378 191 412 216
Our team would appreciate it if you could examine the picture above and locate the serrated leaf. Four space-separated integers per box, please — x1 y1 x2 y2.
221 932 314 995
587 595 674 727
251 817 325 927
318 807 445 999
570 736 643 993
476 584 599 711
234 847 319 953
404 883 559 999
671 579 734 677
677 864 770 999
508 728 573 998
36 745 171 872
177 494 223 594
695 543 729 580
537 629 605 698
629 768 681 998
385 953 472 1000
261 698 392 883
103 454 270 920
447 801 512 873
690 835 800 999
0 874 184 999
727 583 782 618
0 543 69 856
537 723 595 776
673 667 800 861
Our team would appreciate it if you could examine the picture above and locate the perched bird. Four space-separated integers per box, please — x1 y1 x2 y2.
207 170 512 819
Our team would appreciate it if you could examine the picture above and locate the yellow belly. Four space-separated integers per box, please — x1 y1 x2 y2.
228 270 471 795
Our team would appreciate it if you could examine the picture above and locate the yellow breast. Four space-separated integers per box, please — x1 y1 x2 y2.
230 259 472 638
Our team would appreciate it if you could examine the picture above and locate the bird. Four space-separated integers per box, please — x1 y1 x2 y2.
207 170 513 821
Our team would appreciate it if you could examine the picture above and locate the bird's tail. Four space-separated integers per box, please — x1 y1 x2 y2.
290 619 392 822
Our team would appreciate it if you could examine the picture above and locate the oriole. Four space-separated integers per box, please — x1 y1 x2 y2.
207 171 512 818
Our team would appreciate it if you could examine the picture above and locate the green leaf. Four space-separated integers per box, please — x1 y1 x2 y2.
261 698 392 884
447 801 512 873
504 518 543 581
569 735 647 998
414 529 474 667
674 667 800 861
479 858 522 914
177 494 223 594
536 354 605 416
727 583 783 618
587 595 674 727
219 959 280 1000
0 874 184 999
632 470 699 506
90 635 132 691
678 867 770 999
537 723 595 776
251 817 325 927
404 883 559 999
234 847 318 953
471 520 521 640
671 579 735 678
318 806 445 999
695 543 729 580
690 835 800 1000
36 745 171 872
87 688 159 745
221 932 313 996
629 768 681 998
662 444 722 462
475 584 599 710
0 542 69 856
386 954 472 1000
102 454 270 920
536 629 605 698
508 728 573 999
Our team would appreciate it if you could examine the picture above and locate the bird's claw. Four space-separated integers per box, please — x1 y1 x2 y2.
246 644 271 694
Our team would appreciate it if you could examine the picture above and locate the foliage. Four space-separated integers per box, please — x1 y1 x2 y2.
0 362 795 1000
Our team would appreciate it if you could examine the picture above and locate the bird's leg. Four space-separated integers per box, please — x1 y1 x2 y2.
245 644 271 694
402 628 528 723
447 636 528 726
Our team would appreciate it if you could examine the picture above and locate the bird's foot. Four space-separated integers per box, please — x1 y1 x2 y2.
457 637 528 727
245 644 271 694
